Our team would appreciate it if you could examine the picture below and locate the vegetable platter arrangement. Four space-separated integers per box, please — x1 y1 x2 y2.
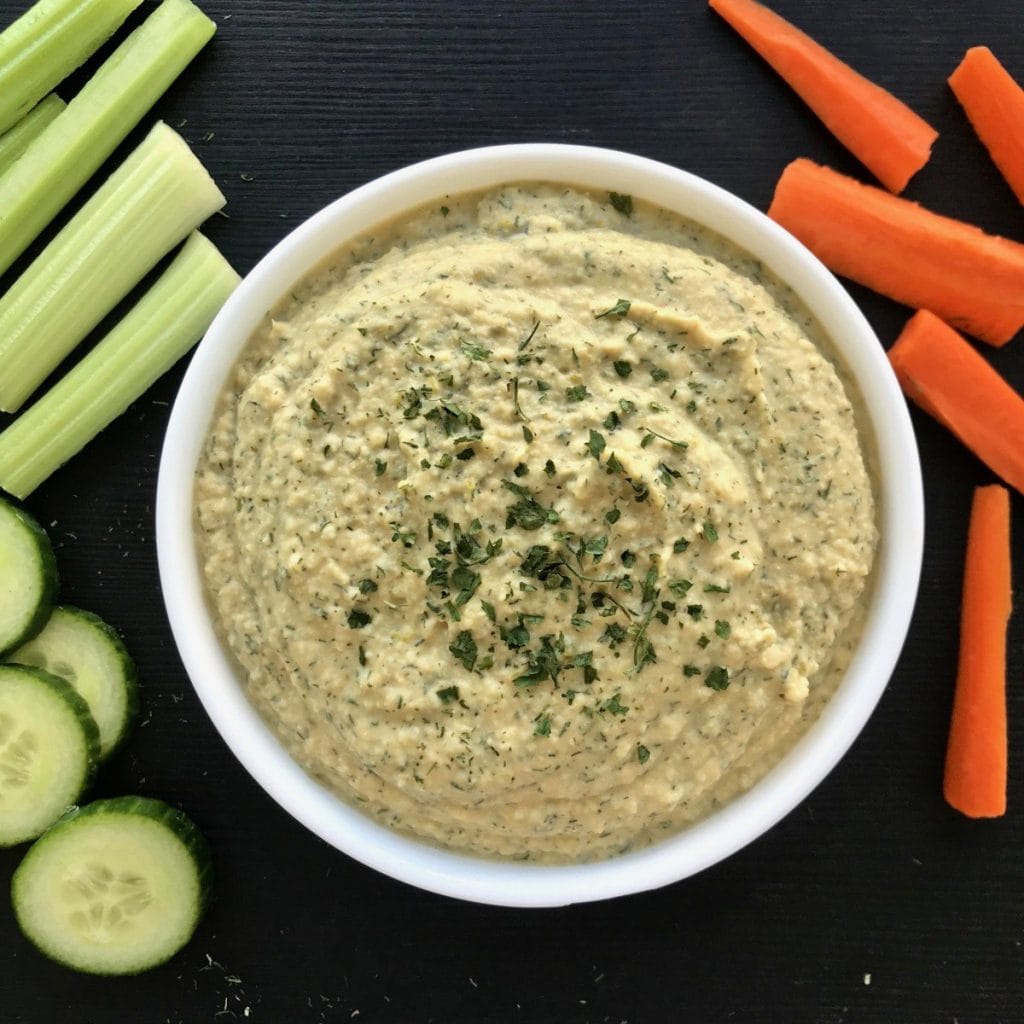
0 0 1021 1021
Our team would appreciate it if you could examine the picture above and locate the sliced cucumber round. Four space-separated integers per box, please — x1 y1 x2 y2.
10 606 139 760
0 664 98 847
12 796 213 975
0 497 59 657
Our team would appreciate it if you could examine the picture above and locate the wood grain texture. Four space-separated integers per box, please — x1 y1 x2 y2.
0 1 1021 1021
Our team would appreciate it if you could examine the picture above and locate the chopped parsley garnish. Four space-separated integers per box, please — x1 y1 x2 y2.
669 578 693 596
586 429 606 461
673 537 690 553
514 462 529 477
637 743 651 764
643 427 688 450
697 634 710 649
602 693 628 716
358 578 378 594
390 523 416 547
502 480 560 531
374 459 387 477
705 666 730 691
605 508 621 525
704 582 731 594
580 535 609 562
566 384 590 402
687 604 703 620
481 600 497 622
460 339 491 361
603 410 621 431
544 459 556 477
621 550 636 568
449 630 478 671
514 634 564 687
437 685 460 704
703 520 719 542
534 714 552 737
522 425 534 443
613 360 633 378
682 664 701 677
602 622 628 649
595 299 631 319
310 397 328 419
649 366 670 382
519 321 540 351
715 619 731 639
609 191 633 217
641 566 659 605
347 609 372 629
619 398 637 415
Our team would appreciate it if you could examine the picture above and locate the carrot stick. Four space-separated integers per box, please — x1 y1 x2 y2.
949 47 1024 207
709 0 937 193
888 311 1024 494
768 158 1024 346
944 485 1012 819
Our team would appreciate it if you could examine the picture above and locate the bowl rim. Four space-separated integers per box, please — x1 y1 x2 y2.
156 142 923 907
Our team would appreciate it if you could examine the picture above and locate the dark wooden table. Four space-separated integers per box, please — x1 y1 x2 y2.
1 1 1022 1020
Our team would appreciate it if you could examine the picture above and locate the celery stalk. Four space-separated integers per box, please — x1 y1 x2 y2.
0 0 215 277
0 0 141 134
0 121 225 414
0 233 239 500
0 92 65 175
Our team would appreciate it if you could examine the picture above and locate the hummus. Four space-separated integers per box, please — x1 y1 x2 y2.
194 184 878 863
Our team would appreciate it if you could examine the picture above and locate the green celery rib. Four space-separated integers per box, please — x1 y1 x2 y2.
0 233 240 500
0 121 225 413
0 93 65 175
0 0 141 134
0 0 215 278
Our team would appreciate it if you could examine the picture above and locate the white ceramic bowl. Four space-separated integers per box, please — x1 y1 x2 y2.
156 144 923 907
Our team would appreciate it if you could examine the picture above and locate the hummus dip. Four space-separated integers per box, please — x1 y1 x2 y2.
195 184 878 863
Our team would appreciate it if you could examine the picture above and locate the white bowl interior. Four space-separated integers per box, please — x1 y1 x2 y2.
156 144 923 907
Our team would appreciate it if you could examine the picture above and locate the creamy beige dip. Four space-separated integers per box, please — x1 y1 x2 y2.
195 184 877 863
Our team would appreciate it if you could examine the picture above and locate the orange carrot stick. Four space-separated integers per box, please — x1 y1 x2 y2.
768 158 1024 346
888 310 1024 494
949 47 1024 207
709 0 937 193
944 485 1012 819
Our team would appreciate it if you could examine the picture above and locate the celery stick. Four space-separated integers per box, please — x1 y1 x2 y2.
0 92 64 175
0 0 215 278
0 121 224 414
0 0 141 134
0 233 240 500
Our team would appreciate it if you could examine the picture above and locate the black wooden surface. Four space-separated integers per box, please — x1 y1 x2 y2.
1 1 1022 1020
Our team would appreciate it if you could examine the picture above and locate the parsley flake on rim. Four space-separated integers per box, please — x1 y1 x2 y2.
609 191 633 217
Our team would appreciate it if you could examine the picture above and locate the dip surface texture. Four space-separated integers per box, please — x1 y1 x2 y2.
195 185 878 862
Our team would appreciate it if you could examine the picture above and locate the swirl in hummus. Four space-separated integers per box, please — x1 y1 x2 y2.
194 184 878 862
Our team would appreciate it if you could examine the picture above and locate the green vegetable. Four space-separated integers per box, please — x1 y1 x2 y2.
10 606 138 760
0 664 99 847
0 0 141 135
0 233 239 500
0 92 64 176
0 497 58 656
608 192 633 217
595 299 631 319
705 666 730 690
0 0 215 278
0 122 225 413
12 796 212 974
449 631 477 671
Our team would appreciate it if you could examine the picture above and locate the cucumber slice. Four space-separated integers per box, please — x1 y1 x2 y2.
0 496 58 656
0 664 98 847
10 606 138 759
12 796 212 975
